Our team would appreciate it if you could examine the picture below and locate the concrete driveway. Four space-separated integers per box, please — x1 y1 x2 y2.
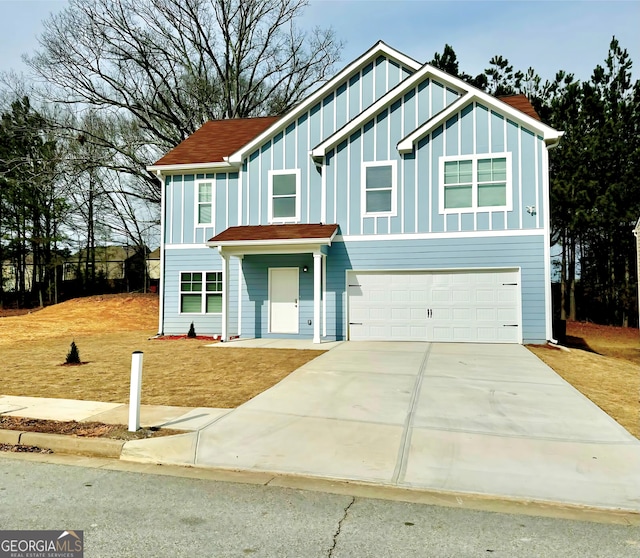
190 342 640 511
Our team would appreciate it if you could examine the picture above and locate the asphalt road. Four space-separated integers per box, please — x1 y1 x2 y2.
0 455 639 557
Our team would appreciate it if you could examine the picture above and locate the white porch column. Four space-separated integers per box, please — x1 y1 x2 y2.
313 252 322 344
220 250 230 342
237 255 243 338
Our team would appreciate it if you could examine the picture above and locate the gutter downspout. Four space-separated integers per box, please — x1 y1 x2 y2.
543 139 560 345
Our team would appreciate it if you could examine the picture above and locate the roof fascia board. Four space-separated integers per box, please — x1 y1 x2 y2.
212 242 326 257
227 41 422 164
311 63 467 158
397 93 476 153
146 161 237 174
314 62 562 158
397 91 563 154
207 236 334 248
420 64 563 143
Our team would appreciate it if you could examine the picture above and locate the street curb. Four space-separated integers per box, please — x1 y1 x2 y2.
0 429 124 458
0 429 22 445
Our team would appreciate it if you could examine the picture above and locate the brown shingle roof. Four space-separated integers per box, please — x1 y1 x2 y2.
498 94 541 121
209 224 339 243
153 116 281 166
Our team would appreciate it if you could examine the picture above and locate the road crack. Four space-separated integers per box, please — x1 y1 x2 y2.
328 496 355 558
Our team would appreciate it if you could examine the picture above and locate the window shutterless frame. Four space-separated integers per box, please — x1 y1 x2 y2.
438 152 513 214
195 180 214 226
268 169 301 223
179 271 223 314
361 160 398 217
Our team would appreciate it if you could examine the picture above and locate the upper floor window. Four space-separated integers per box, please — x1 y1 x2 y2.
180 271 223 313
439 154 511 213
362 160 397 216
269 169 300 222
197 181 213 225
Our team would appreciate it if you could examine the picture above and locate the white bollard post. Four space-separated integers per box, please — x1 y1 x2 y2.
128 351 143 432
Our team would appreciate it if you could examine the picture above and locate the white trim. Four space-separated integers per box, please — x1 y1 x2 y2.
178 270 223 315
313 253 322 343
322 254 327 338
221 254 229 341
238 166 244 226
541 146 554 342
237 255 243 338
311 64 463 158
157 171 165 335
218 243 327 257
268 168 301 223
438 153 513 215
146 161 236 173
169 179 175 243
346 141 351 235
517 124 523 229
336 228 544 242
194 178 215 227
165 243 210 250
314 54 564 159
535 134 540 230
180 178 185 244
228 42 421 165
211 237 335 248
397 89 562 154
361 160 398 218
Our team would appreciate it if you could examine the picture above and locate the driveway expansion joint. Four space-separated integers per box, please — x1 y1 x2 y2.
392 343 432 484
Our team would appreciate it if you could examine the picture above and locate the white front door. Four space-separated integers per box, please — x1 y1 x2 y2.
269 267 299 334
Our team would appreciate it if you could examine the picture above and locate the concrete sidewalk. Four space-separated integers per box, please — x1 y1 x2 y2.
0 395 228 431
3 341 640 514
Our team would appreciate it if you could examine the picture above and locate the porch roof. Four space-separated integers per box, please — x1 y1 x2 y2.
207 224 339 256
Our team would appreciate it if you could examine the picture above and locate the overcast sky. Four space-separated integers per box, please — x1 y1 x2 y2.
0 0 638 84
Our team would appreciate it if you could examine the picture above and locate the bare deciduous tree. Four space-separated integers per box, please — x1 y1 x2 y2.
28 0 342 148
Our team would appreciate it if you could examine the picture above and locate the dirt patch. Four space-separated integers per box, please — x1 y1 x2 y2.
0 416 185 441
0 444 53 454
0 293 324 408
529 321 640 438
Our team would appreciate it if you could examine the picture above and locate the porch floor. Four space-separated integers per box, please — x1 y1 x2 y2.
207 338 343 350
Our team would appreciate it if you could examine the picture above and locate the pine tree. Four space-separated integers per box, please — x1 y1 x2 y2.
65 341 81 364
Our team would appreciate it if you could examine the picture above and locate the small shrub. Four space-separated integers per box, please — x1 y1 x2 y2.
65 341 81 364
187 322 197 338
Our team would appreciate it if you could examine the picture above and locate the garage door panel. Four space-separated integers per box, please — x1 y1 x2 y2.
453 327 472 341
348 270 521 343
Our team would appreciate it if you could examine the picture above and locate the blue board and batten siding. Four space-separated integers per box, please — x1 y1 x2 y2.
158 49 554 343
325 101 546 237
162 248 239 336
324 236 547 344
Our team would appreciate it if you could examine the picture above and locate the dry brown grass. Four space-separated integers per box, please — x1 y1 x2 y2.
529 322 640 438
0 294 324 408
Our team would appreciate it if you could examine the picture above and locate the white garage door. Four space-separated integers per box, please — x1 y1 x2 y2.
347 269 521 343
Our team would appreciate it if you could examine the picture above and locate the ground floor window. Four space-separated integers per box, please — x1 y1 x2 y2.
180 271 222 313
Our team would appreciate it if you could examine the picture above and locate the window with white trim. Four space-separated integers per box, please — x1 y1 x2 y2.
197 181 213 225
362 161 397 216
180 272 223 313
439 154 511 213
269 169 300 222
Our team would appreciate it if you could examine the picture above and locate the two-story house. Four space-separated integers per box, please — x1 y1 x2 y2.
148 41 562 345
